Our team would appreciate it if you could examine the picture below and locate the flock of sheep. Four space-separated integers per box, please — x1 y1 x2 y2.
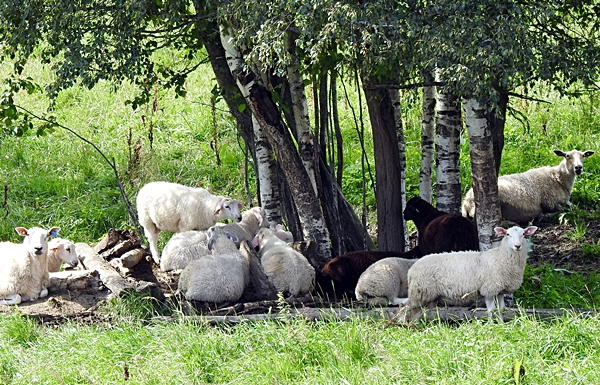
0 148 594 321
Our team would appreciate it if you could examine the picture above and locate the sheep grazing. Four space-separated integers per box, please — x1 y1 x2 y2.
253 227 315 297
47 238 78 272
355 257 418 306
404 196 480 256
0 226 60 305
404 225 537 321
159 230 211 272
136 181 243 264
176 231 249 303
317 250 417 298
461 149 595 223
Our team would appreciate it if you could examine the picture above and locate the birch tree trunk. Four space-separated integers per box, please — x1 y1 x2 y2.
284 30 318 195
363 79 406 252
464 99 502 250
420 71 436 204
435 70 462 213
487 90 509 175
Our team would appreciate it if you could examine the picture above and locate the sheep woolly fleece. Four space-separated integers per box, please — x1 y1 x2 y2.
355 257 418 306
254 228 315 297
0 226 60 305
404 225 537 321
461 149 594 222
177 231 249 303
136 181 242 263
159 230 210 272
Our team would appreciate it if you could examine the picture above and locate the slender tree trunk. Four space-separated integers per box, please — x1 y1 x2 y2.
435 71 462 214
420 71 436 204
331 74 344 187
390 88 410 249
465 99 502 250
488 89 509 175
284 30 318 195
362 79 406 252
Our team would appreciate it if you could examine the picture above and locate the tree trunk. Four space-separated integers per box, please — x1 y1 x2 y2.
390 88 410 249
435 70 462 213
420 72 436 204
363 80 406 252
465 99 502 250
331 74 344 187
488 89 509 175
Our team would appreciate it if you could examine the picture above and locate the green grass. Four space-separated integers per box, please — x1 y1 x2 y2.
2 310 600 384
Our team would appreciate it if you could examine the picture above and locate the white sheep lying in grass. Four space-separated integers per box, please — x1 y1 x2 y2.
176 231 249 303
403 225 537 321
159 230 211 272
47 238 78 272
0 226 60 305
136 181 243 264
355 257 418 306
461 149 594 222
253 228 315 297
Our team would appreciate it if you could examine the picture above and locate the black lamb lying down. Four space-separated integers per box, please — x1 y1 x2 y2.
403 196 480 256
316 249 420 299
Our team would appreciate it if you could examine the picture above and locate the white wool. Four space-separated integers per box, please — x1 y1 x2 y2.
160 230 210 272
254 228 314 297
0 226 60 305
404 226 537 321
136 181 242 263
47 238 78 272
462 149 594 222
176 231 249 303
355 257 418 306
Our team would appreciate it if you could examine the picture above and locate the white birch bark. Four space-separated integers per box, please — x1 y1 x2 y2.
390 88 410 249
435 69 462 213
284 30 318 195
220 28 282 227
464 99 502 250
419 76 435 204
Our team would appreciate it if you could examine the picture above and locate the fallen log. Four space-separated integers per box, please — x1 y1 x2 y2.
48 270 102 293
76 242 136 297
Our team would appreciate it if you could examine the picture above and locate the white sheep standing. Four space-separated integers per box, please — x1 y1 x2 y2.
0 226 60 305
403 225 537 321
47 238 79 272
461 149 594 222
176 231 249 303
253 227 315 297
159 230 210 272
355 257 418 306
136 181 243 264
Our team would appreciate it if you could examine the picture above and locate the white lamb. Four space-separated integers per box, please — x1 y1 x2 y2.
403 225 537 321
176 231 249 303
136 181 243 264
253 227 315 297
355 257 418 306
0 226 60 305
461 149 594 222
47 238 79 272
273 223 293 243
216 206 269 244
159 230 210 272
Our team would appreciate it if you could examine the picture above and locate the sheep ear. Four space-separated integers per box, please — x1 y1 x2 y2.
213 201 223 215
494 227 507 237
227 233 239 244
15 227 28 236
49 227 60 237
584 150 595 157
554 150 566 157
275 224 283 231
524 226 538 236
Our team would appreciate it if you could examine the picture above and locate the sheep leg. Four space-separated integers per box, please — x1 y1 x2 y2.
39 288 48 299
391 297 409 306
496 294 505 311
0 294 22 306
143 225 161 264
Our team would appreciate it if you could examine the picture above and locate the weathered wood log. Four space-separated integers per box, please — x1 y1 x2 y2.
94 229 138 254
239 241 277 302
76 242 136 296
48 270 102 293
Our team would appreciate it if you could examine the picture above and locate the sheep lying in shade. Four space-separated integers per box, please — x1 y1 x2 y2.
215 206 268 245
0 226 60 305
355 257 418 306
136 181 243 264
176 231 249 303
404 196 480 256
317 250 418 298
461 149 595 223
159 230 211 272
47 238 78 272
253 228 315 297
403 225 537 321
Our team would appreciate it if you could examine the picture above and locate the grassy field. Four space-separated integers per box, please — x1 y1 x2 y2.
2 56 600 384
